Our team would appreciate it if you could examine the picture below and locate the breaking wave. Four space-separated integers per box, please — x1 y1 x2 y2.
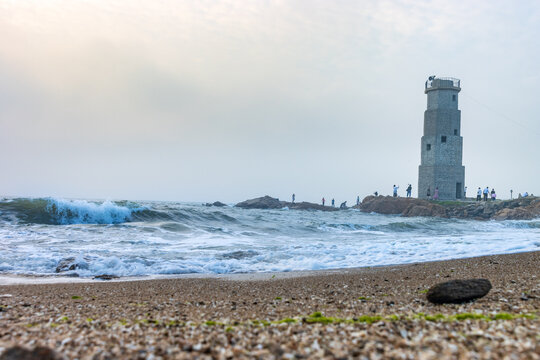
0 198 141 225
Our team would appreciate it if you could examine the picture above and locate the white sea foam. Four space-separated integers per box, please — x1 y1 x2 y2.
45 198 136 224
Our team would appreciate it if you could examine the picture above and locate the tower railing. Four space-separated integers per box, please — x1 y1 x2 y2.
425 77 460 90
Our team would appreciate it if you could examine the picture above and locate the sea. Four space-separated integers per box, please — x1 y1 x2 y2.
0 197 539 280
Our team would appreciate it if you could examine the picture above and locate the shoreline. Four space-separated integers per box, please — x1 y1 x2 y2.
1 251 538 358
2 249 540 286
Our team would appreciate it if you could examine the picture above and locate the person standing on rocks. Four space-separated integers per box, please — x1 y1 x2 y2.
393 185 399 197
322 197 325 206
477 187 482 201
356 196 360 206
406 184 412 198
331 198 335 207
292 194 295 204
491 189 496 201
433 187 439 200
427 187 431 199
464 186 467 199
483 187 489 201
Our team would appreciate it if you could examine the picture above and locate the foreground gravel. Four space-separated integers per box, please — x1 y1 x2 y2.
1 251 539 359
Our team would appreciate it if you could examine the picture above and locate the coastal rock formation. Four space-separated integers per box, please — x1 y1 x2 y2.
0 346 62 360
426 279 492 304
288 202 337 212
235 195 540 219
355 195 540 221
235 196 338 211
357 196 446 217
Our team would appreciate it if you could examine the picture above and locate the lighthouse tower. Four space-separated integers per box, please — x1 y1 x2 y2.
418 76 465 200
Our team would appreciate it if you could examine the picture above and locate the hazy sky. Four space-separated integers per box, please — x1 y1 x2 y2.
1 0 539 203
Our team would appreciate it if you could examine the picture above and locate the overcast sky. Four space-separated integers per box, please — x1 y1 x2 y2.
1 0 539 203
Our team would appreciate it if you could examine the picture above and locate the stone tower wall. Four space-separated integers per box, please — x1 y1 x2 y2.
418 77 465 200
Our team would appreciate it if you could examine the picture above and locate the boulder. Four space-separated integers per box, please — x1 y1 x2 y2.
358 196 413 214
0 346 62 360
55 257 89 273
402 204 446 217
205 201 227 207
493 208 534 221
426 279 492 304
235 196 284 209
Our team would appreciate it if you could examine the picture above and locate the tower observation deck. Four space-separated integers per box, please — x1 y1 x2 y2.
418 76 465 200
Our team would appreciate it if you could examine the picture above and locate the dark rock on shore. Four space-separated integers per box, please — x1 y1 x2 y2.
354 195 540 220
55 257 89 273
235 196 338 211
426 279 492 304
93 275 119 280
0 346 62 360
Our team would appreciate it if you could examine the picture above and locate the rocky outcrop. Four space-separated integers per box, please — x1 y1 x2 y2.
355 195 540 220
235 195 540 219
235 196 338 211
288 202 337 212
235 196 284 209
426 279 492 304
357 196 447 217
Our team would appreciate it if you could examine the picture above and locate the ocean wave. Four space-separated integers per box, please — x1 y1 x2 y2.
0 198 142 225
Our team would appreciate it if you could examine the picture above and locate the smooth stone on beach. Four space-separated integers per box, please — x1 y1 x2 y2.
93 275 119 280
0 346 62 360
426 279 492 304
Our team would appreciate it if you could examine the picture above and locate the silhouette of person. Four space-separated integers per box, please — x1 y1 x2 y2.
433 187 439 200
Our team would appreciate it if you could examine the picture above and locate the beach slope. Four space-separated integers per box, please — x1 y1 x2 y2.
0 251 539 359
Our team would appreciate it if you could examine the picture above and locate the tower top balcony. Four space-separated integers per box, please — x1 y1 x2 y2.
425 76 461 93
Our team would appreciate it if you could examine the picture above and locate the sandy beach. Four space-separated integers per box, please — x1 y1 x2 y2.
0 251 539 359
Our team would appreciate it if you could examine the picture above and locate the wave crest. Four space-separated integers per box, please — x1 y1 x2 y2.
0 198 141 225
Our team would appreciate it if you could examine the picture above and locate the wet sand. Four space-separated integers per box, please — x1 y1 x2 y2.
1 251 539 359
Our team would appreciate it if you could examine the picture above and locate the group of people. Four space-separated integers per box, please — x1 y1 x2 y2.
476 187 497 201
293 195 361 208
391 184 413 198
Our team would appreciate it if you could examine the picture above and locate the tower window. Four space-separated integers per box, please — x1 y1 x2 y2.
441 136 447 143
454 129 458 135
426 144 431 151
452 95 456 101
